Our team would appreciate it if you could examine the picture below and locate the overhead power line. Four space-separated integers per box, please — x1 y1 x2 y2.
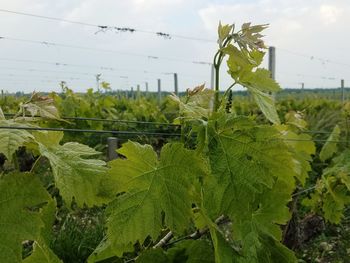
279 48 350 69
2 8 350 71
0 57 207 79
278 71 340 81
0 36 211 65
0 8 215 43
0 66 205 88
0 66 160 83
0 72 82 80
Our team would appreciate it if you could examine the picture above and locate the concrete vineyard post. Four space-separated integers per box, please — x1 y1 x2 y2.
268 46 276 80
341 79 345 103
137 84 140 99
157 79 161 105
107 137 118 161
174 73 178 96
210 63 215 90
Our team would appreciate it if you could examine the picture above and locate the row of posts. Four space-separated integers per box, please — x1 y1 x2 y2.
115 47 346 104
106 76 179 159
268 46 347 102
108 48 346 159
125 73 178 104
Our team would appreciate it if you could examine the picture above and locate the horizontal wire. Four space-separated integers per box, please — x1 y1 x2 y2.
0 124 348 143
2 114 346 134
302 130 336 135
279 48 350 69
282 138 348 143
0 8 215 43
63 116 180 126
3 113 180 127
292 185 317 197
0 36 211 65
0 57 207 79
0 126 181 137
2 8 350 71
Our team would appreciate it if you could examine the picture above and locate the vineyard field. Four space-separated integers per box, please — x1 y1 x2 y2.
1 22 350 263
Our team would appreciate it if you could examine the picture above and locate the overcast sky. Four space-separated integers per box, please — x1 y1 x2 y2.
0 0 349 93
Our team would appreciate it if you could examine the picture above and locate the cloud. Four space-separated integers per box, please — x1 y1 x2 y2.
198 0 348 34
0 0 349 92
62 0 186 28
198 0 350 88
319 4 343 25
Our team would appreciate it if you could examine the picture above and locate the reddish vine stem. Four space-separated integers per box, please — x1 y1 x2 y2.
153 215 228 249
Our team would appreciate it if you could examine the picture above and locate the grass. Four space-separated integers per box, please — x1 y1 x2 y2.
296 218 350 263
51 206 106 263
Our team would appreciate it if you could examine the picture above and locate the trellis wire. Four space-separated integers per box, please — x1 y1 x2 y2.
0 126 181 137
0 125 349 143
3 113 180 127
3 113 345 135
292 186 317 197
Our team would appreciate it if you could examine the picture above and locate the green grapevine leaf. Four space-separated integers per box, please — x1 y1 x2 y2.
105 141 204 255
21 92 60 120
237 23 268 50
224 39 280 124
257 234 296 263
241 69 280 93
87 237 126 263
319 125 340 162
224 45 258 79
205 116 299 260
209 227 240 263
224 49 280 123
240 69 281 124
0 107 5 120
0 172 51 263
136 240 215 263
322 151 350 222
276 125 315 185
39 198 57 246
0 120 34 161
303 150 350 224
247 87 280 124
167 240 215 263
218 22 233 48
23 241 62 263
323 177 350 223
285 111 308 130
170 84 214 121
33 131 110 206
137 248 169 263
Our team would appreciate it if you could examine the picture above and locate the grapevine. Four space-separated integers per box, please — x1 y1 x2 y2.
0 22 350 263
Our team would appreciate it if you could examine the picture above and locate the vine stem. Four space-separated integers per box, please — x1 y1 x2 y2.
30 155 42 173
153 231 174 248
152 215 228 249
180 95 190 143
213 52 221 112
213 35 234 112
